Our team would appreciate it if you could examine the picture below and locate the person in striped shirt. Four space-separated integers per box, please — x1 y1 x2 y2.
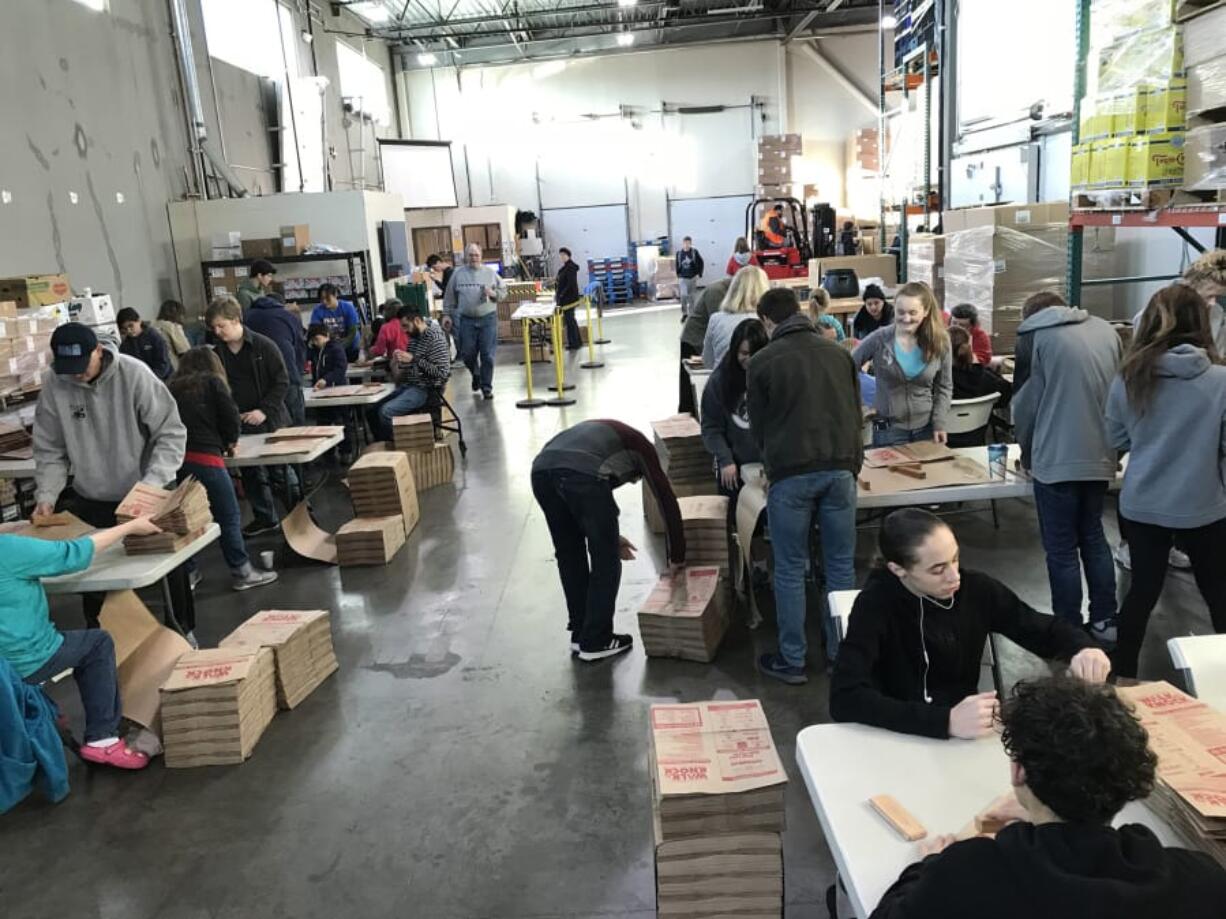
372 302 451 442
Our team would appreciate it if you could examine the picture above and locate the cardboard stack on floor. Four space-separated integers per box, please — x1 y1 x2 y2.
115 478 213 554
499 280 538 342
638 566 727 663
392 412 456 492
654 256 679 301
649 699 787 917
220 609 338 709
339 451 419 565
677 495 731 576
645 415 718 535
1117 682 1226 869
159 647 278 768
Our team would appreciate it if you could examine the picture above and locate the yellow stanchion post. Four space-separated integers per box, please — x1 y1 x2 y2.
516 317 545 409
580 296 604 370
546 309 576 407
593 296 610 344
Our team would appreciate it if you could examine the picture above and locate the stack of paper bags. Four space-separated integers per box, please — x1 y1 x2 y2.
346 452 420 536
392 414 435 453
159 647 278 768
651 415 714 486
638 566 727 663
116 478 213 554
678 495 730 575
1117 682 1226 869
649 699 786 917
336 515 406 566
219 609 338 709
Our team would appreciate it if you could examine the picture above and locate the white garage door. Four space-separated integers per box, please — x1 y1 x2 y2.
541 204 630 289
669 195 755 282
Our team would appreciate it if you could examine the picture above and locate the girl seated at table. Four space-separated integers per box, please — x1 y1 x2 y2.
701 319 769 499
829 509 1111 740
168 348 278 593
809 289 846 342
0 517 165 770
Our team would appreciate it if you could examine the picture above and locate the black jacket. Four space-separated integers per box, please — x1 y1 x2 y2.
120 327 173 380
952 363 1012 407
830 568 1095 739
853 302 893 339
555 261 580 306
676 248 704 279
871 821 1226 919
310 338 349 388
170 374 241 458
245 296 306 381
700 365 761 470
746 313 862 482
214 330 290 432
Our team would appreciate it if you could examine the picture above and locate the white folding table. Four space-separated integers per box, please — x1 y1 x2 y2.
304 384 395 447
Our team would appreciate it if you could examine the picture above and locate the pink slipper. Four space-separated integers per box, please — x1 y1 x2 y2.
78 741 150 771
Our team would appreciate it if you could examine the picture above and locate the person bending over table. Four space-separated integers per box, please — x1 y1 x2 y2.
853 282 952 447
33 323 189 631
871 676 1226 918
372 302 451 443
1 517 164 770
531 419 686 662
830 509 1109 739
169 347 278 592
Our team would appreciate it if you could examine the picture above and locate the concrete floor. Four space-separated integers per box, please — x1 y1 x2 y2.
1 305 1215 918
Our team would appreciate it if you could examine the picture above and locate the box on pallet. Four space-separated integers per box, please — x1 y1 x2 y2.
279 224 311 256
1128 132 1186 186
1097 26 1183 94
1071 144 1093 189
1184 123 1226 190
1182 4 1226 71
1090 0 1175 44
1188 57 1226 116
0 275 71 310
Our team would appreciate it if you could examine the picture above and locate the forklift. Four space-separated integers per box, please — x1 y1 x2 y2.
745 197 813 280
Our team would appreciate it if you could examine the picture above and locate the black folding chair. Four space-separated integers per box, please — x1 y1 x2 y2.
425 386 467 456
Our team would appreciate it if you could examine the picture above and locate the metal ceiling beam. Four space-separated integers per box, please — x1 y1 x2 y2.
789 39 877 114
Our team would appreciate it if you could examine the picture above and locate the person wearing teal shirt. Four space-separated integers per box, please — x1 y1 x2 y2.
1 516 161 771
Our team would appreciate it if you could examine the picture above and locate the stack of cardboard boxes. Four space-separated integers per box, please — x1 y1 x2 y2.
649 699 787 917
644 415 718 535
342 451 420 565
499 280 539 342
1071 0 1187 200
654 256 680 301
1182 3 1226 192
0 275 71 398
756 134 802 200
220 609 339 710
638 566 727 663
906 234 946 305
115 479 214 554
392 412 456 492
855 126 883 173
336 515 407 566
678 496 731 576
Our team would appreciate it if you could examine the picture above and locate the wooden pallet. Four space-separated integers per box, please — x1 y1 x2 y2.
1072 187 1178 212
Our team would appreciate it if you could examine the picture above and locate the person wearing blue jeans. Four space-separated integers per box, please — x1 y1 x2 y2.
458 312 498 396
443 242 505 399
747 287 865 684
373 303 452 441
375 384 429 441
1031 481 1116 627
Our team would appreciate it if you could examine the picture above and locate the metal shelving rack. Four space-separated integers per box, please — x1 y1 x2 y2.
200 250 375 322
1066 0 1226 302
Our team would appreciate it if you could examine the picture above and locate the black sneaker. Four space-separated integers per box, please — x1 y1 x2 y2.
758 652 808 685
577 634 633 661
482 388 494 400
471 378 481 393
242 519 279 538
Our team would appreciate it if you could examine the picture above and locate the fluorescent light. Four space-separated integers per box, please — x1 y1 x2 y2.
618 0 637 6
881 14 898 28
617 33 635 46
418 52 438 66
350 2 390 24
72 0 107 9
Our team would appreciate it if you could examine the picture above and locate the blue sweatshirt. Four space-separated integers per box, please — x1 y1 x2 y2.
1106 344 1226 528
0 535 95 677
310 300 362 359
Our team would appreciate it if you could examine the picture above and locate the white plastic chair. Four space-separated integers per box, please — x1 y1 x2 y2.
945 392 1001 439
1167 635 1226 711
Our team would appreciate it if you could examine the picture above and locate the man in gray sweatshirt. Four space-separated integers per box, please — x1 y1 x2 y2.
443 243 506 399
1012 292 1121 642
33 323 190 631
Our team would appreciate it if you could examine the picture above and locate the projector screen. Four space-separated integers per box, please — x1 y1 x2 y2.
379 140 459 209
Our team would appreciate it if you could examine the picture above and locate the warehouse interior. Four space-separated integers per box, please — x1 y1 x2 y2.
3 1 1226 917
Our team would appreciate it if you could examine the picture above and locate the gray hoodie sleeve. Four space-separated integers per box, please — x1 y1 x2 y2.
852 328 886 368
33 395 69 508
443 272 458 316
931 347 953 432
133 372 187 487
1012 343 1044 468
1104 377 1131 454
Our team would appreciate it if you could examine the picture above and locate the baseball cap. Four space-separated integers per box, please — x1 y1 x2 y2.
250 259 276 277
50 323 99 375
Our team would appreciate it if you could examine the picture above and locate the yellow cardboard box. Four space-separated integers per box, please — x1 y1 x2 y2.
1071 144 1093 189
1092 138 1129 187
1109 88 1148 137
1128 132 1186 187
1145 81 1186 132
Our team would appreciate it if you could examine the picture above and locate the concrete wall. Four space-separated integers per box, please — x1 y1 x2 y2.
398 37 879 241
0 0 399 319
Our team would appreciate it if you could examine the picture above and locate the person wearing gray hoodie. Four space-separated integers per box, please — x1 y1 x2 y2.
33 323 190 631
1106 284 1226 678
1012 292 1121 641
443 243 506 399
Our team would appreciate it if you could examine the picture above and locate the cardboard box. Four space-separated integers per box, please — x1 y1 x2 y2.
278 224 311 257
1146 81 1187 132
0 275 71 310
1108 87 1149 136
221 610 338 708
1071 143 1093 189
638 566 728 663
649 699 787 841
347 451 420 535
1098 25 1183 93
654 831 783 919
1184 123 1226 190
808 254 899 289
757 133 803 155
651 415 713 485
100 590 193 732
391 413 435 454
941 202 1071 233
68 291 116 326
241 238 279 260
211 231 242 248
336 515 406 566
0 301 16 319
159 647 278 768
1128 132 1186 186
678 495 731 574
643 478 720 536
1183 4 1226 70
755 185 794 200
1188 58 1226 116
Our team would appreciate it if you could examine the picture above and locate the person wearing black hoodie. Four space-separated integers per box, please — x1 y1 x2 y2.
870 676 1226 919
852 284 893 340
830 509 1109 739
245 293 308 426
555 247 583 351
675 236 705 318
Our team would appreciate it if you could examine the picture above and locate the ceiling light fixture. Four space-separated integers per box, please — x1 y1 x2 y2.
418 52 438 66
881 14 898 29
350 1 390 24
617 33 635 46
618 0 638 7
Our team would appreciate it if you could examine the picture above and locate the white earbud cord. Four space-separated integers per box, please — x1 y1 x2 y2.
917 592 954 705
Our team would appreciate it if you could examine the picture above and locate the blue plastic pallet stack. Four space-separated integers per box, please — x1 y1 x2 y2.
588 257 638 304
